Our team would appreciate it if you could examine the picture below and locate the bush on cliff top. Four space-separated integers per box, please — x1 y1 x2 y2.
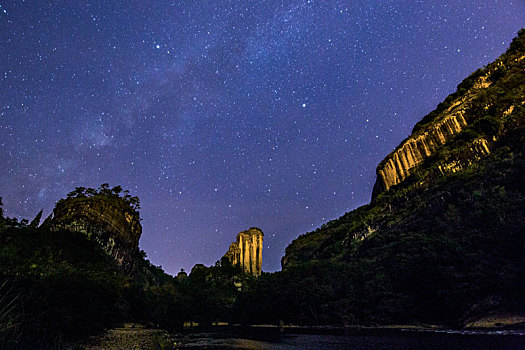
65 183 141 211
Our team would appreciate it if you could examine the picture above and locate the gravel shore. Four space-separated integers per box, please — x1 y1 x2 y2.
81 323 175 350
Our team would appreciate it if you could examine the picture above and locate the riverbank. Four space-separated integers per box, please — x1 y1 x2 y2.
80 321 525 350
180 323 525 338
80 323 175 350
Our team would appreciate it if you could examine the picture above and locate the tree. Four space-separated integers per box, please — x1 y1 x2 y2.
111 186 123 196
98 183 111 196
63 184 141 213
128 196 141 211
29 210 43 228
67 187 87 198
0 197 4 231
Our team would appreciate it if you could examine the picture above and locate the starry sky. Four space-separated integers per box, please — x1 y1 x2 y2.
0 1 523 275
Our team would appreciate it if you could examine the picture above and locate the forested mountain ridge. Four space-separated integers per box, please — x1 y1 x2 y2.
0 185 253 347
1 30 523 349
283 29 524 269
265 29 525 327
372 28 524 198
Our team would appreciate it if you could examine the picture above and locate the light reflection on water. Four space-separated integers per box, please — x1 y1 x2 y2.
173 329 525 349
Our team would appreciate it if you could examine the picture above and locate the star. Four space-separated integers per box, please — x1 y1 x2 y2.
0 0 522 275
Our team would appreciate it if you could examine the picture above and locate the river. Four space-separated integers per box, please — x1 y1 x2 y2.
172 326 525 349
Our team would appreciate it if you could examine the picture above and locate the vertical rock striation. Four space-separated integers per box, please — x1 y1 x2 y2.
372 34 525 199
48 196 142 274
373 112 469 197
224 227 264 276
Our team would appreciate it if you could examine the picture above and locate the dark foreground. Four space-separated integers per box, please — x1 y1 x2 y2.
83 325 525 349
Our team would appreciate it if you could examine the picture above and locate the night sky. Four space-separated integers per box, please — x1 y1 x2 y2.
1 1 523 275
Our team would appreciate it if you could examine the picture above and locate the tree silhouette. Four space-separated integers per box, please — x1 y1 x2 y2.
64 184 141 212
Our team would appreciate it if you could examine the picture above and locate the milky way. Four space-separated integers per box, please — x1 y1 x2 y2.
1 1 523 274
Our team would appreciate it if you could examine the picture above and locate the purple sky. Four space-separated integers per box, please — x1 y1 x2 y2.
1 1 523 275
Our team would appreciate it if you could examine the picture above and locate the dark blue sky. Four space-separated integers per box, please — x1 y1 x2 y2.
1 1 523 275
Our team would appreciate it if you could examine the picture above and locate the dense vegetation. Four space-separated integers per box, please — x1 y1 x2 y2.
0 197 246 348
0 29 523 349
411 28 525 134
65 183 141 212
0 225 133 347
251 29 525 327
237 121 525 326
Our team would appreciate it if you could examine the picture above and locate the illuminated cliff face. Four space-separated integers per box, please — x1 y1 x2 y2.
224 228 264 276
374 113 467 194
48 196 142 274
372 44 525 199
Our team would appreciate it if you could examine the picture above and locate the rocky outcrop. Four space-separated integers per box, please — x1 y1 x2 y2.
436 137 492 175
373 112 468 196
277 30 525 327
48 196 142 274
372 34 525 199
224 227 263 276
29 209 43 228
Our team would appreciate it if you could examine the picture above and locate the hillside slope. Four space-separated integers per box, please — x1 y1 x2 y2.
238 30 525 327
0 190 184 348
372 29 525 198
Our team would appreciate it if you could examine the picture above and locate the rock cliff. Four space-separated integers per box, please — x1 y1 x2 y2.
283 29 525 270
275 31 525 327
48 196 142 274
372 33 525 199
224 227 263 276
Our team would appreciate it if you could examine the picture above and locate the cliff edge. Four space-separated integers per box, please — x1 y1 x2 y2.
47 189 142 274
372 29 525 199
223 227 264 276
275 30 525 327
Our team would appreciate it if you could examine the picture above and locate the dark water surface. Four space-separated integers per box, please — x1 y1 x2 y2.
173 327 525 349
